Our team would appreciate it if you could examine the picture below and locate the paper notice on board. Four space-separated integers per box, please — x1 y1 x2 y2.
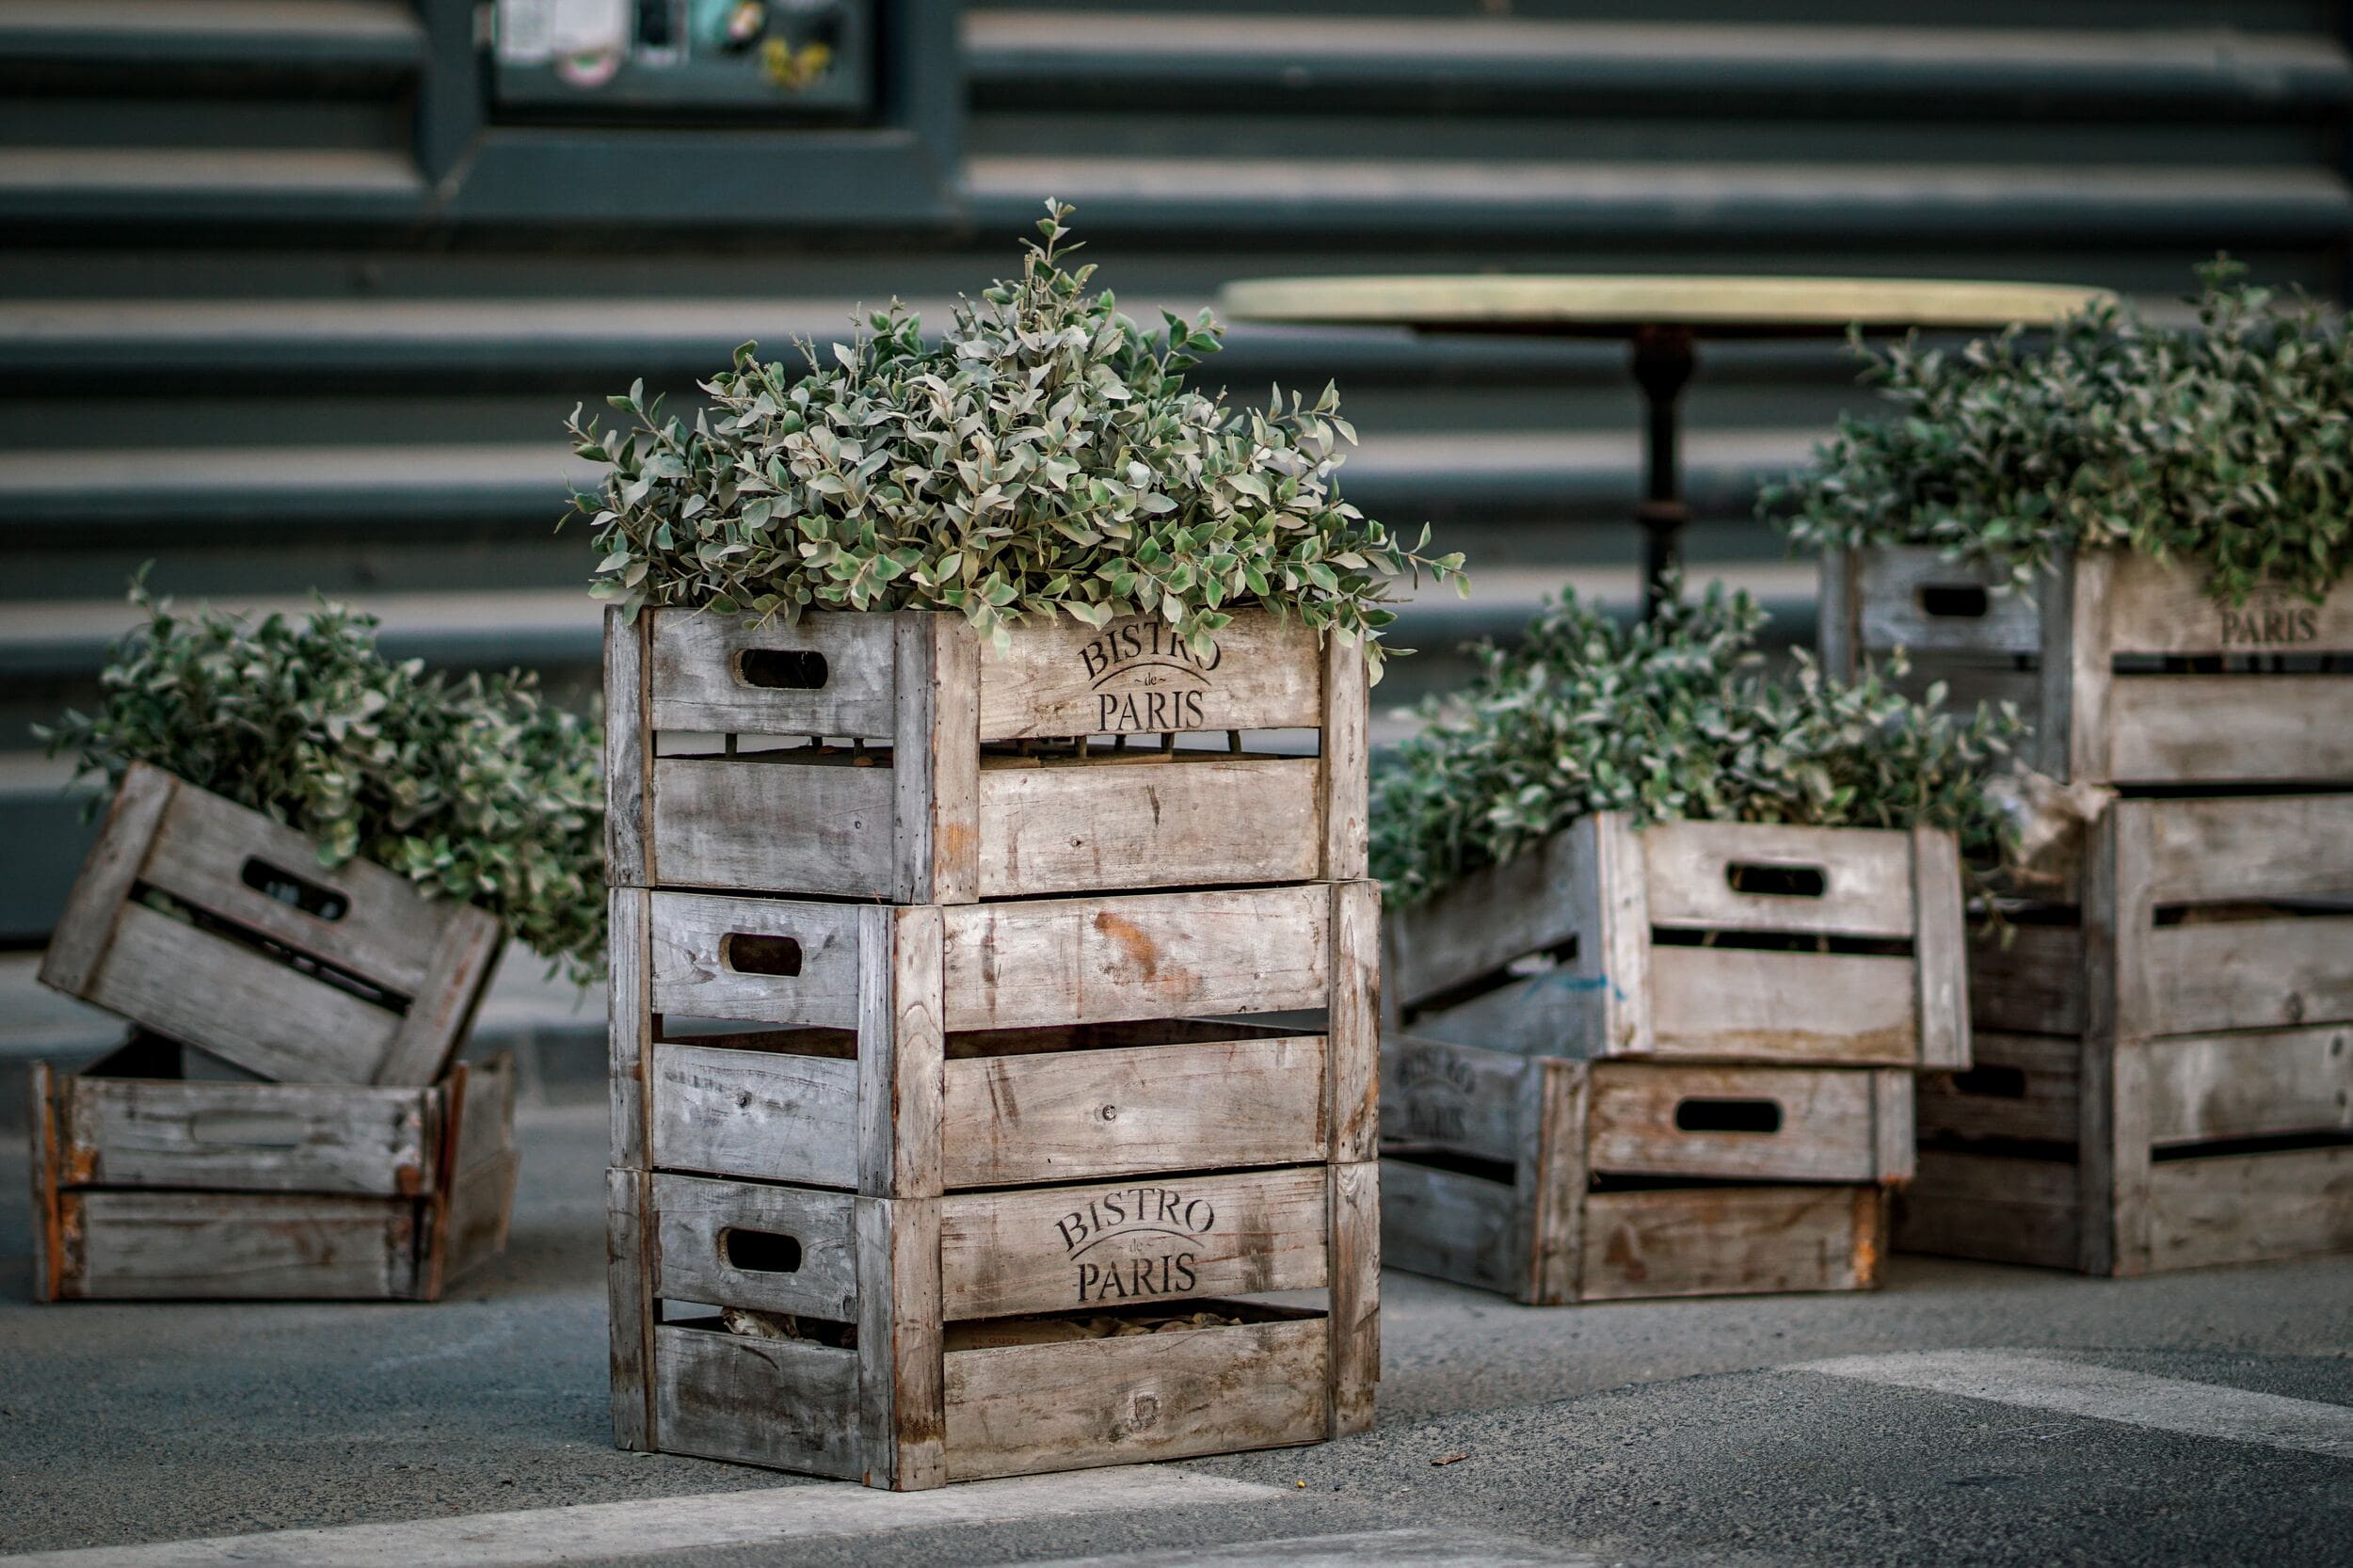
496 0 628 64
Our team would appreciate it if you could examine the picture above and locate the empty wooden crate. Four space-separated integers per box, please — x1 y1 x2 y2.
604 605 1368 902
38 761 504 1087
1904 792 2353 1274
1385 814 1969 1069
28 1037 518 1301
1819 545 2353 787
1381 1034 1908 1304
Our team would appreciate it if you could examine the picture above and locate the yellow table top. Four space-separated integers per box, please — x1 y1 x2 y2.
1213 274 2113 337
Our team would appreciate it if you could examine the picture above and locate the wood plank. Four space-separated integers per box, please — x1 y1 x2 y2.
940 1033 1327 1189
1329 881 1381 1162
1380 1033 1529 1164
897 613 981 905
652 1322 864 1480
943 1317 1328 1481
1850 545 2040 658
940 886 1329 1032
606 1167 653 1450
2144 1144 2353 1272
1577 1185 1882 1302
1911 826 1970 1070
1401 969 1586 1059
1585 1062 1887 1183
2145 1026 2353 1146
974 757 1321 899
2039 550 2113 784
29 1060 61 1303
54 1074 433 1194
647 891 863 1030
1522 1057 1587 1305
2107 551 2353 655
974 609 1322 741
1817 548 1858 680
2138 917 2353 1035
2134 793 2353 906
1376 1157 1520 1297
1385 824 1585 1011
375 902 501 1088
56 1189 415 1300
857 1195 946 1490
860 904 945 1198
84 903 403 1084
1646 947 1919 1064
650 1043 859 1189
1321 631 1370 881
1642 821 1916 939
2106 676 2353 786
1873 1068 1915 1185
1914 1031 2080 1145
648 607 899 738
936 1165 1329 1320
1897 1148 2080 1270
1967 920 2086 1036
438 1145 519 1293
608 888 650 1169
1586 813 1654 1056
1326 1161 1379 1437
650 756 897 898
38 760 174 997
604 606 649 888
648 1172 860 1320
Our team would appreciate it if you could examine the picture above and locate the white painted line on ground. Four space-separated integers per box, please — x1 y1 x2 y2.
984 1528 1606 1568
0 1470 1285 1568
1797 1350 2353 1458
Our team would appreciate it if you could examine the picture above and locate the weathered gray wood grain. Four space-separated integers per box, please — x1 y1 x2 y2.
856 1194 945 1490
609 888 651 1168
650 1042 859 1189
606 1167 654 1450
38 760 173 997
648 1172 859 1320
1321 631 1370 881
1914 1031 2080 1145
1326 1160 1380 1436
53 1074 434 1195
375 901 502 1088
1897 1148 2081 1271
651 756 897 896
1377 1157 1520 1297
56 1189 418 1300
1910 826 1970 1071
1584 1062 1894 1184
973 610 1322 741
1578 1185 1882 1302
2144 1144 2353 1272
653 1322 865 1480
648 607 899 738
1643 820 1915 938
973 757 1322 899
604 607 650 888
1647 947 1919 1064
859 904 945 1198
647 891 862 1029
2143 1025 2353 1146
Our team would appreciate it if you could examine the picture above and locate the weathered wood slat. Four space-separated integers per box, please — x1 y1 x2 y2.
647 891 863 1029
650 757 897 897
973 610 1323 741
1914 1031 2081 1145
2106 551 2353 655
1321 632 1370 881
2106 676 2353 786
856 1194 945 1490
1377 1158 1520 1297
1386 825 1584 1014
1911 826 1970 1070
55 1190 419 1301
1577 1186 1883 1302
649 1043 860 1189
440 1145 520 1290
648 607 900 738
37 761 174 996
2144 1144 2353 1272
1647 947 1919 1064
942 1317 1329 1481
2144 1026 2353 1146
896 614 980 905
1897 1149 2081 1271
974 758 1322 898
2137 916 2353 1036
609 888 651 1169
1642 821 1915 938
648 1173 860 1320
1381 1032 1531 1163
2135 793 2353 905
604 608 650 887
859 904 946 1199
375 902 502 1088
1584 1062 1897 1184
936 1165 1329 1320
1846 546 2040 658
29 1061 63 1304
606 1167 654 1450
1326 1160 1379 1436
1966 921 2086 1037
53 1074 434 1195
652 1323 865 1480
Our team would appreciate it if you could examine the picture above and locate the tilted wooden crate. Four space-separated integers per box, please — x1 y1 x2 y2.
38 761 504 1086
1820 545 2353 787
28 1037 518 1301
1380 1033 1907 1304
1903 792 2353 1274
1385 814 1968 1069
604 605 1368 902
607 877 1380 1486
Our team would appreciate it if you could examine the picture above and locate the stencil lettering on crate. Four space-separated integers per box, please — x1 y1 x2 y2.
1052 1184 1215 1304
1078 618 1224 732
1390 1047 1480 1144
2217 600 2322 648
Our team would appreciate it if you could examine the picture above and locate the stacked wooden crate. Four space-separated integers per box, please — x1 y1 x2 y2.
31 761 516 1300
1381 813 1964 1303
1824 547 2353 1274
603 606 1379 1489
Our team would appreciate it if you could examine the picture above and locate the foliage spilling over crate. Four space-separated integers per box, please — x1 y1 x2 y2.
28 1038 517 1301
605 606 1369 903
1820 547 2353 788
1903 792 2353 1274
1381 1033 1907 1304
607 878 1380 1487
38 762 504 1088
1385 814 1968 1069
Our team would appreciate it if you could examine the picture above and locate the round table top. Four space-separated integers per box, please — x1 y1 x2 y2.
1212 274 2112 338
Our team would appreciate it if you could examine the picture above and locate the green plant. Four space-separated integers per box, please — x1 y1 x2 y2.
39 582 605 983
1763 262 2353 603
1369 578 2017 905
567 202 1464 678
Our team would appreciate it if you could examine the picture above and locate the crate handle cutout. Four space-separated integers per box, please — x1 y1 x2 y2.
1953 1065 2027 1099
1673 1098 1784 1134
240 857 350 921
1915 584 1991 619
721 933 802 977
188 1112 308 1148
735 648 830 691
1724 862 1827 899
720 1227 804 1273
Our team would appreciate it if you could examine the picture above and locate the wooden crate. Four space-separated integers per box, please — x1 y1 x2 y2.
27 1036 519 1301
1379 1033 1906 1304
1385 814 1968 1069
1904 792 2353 1274
37 761 504 1087
604 605 1368 902
607 1160 1377 1487
1820 545 2353 788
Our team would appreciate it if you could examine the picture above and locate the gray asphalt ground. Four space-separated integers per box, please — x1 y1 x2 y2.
3 1103 2349 1568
